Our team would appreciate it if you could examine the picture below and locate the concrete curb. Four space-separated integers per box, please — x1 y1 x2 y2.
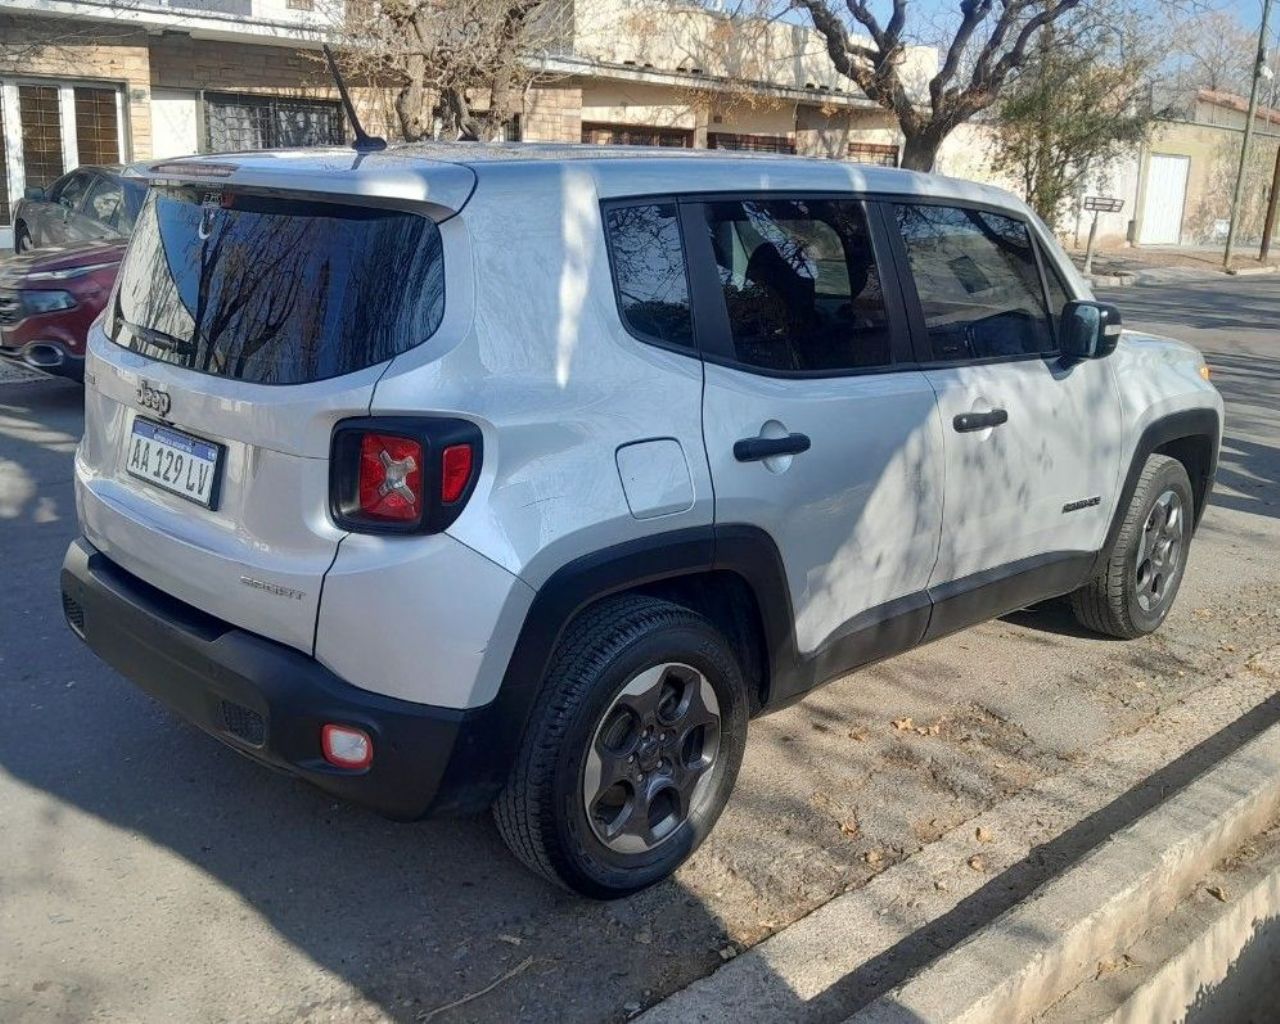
849 721 1280 1024
1085 841 1280 1024
1084 272 1137 287
1225 264 1279 277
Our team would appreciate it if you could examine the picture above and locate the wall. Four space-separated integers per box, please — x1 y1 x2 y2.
0 15 152 158
572 0 936 100
1136 119 1280 246
523 84 584 142
794 104 896 159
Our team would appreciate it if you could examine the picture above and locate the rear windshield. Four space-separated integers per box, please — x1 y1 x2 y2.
109 186 445 384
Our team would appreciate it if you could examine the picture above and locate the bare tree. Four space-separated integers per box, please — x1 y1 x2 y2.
788 0 1147 171
329 0 562 142
1171 9 1256 96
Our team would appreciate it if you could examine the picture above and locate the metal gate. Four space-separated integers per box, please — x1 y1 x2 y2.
1139 153 1190 246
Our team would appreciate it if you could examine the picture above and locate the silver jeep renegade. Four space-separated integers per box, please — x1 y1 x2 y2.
61 143 1222 897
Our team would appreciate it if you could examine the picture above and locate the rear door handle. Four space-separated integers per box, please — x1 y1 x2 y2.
733 432 811 462
953 409 1008 433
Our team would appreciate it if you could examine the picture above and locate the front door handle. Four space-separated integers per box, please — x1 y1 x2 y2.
953 409 1008 433
734 432 811 462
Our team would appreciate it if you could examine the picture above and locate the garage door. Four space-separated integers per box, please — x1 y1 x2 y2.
1139 154 1190 245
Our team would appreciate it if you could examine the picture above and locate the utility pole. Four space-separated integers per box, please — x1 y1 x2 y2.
1262 143 1280 260
1224 0 1275 270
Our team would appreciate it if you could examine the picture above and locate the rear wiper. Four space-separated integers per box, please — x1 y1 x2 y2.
119 318 195 355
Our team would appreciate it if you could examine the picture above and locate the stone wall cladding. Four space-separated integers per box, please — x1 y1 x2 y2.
0 15 154 159
523 85 584 142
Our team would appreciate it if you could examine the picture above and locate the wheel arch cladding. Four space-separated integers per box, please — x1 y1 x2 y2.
1095 408 1220 577
433 525 791 814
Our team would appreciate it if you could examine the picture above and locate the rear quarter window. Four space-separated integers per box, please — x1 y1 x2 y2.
110 186 445 384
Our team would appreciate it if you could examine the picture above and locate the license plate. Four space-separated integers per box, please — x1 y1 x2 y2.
126 418 222 508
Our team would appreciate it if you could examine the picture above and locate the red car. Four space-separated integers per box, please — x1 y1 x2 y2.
0 240 126 382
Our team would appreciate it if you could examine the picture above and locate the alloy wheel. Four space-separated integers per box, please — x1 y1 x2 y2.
582 662 722 855
1135 489 1184 613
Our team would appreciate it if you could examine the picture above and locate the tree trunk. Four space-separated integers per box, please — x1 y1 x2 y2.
900 130 943 172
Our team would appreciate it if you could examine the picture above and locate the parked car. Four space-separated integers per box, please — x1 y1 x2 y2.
13 164 146 252
60 145 1222 898
0 239 126 381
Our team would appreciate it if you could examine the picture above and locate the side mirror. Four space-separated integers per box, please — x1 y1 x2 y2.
24 185 46 201
1060 300 1122 361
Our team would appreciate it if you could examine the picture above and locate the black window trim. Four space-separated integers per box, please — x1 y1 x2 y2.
879 194 1072 370
677 190 917 381
599 189 1083 377
599 195 701 358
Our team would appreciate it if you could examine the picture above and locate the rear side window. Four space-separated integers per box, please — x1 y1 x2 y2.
895 204 1054 361
604 202 694 349
110 187 444 384
700 198 892 373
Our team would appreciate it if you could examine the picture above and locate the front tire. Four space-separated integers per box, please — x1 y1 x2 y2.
493 595 748 898
1071 455 1194 639
14 222 32 254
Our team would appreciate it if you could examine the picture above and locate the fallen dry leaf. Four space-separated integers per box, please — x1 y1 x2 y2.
1207 885 1229 902
496 934 522 946
1095 954 1140 979
892 717 914 731
976 826 994 844
864 849 884 866
839 821 860 837
967 854 986 872
848 730 868 742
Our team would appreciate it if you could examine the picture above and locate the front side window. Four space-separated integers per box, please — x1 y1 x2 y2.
895 204 1055 361
605 202 694 349
702 198 892 373
53 172 91 210
110 187 444 384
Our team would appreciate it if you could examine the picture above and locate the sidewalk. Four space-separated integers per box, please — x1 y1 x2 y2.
1070 244 1280 287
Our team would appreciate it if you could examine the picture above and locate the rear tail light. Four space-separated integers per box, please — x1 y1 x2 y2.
321 724 373 769
440 444 473 504
330 418 481 534
358 433 423 522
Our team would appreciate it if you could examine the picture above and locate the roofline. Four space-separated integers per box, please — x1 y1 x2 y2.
536 53 885 110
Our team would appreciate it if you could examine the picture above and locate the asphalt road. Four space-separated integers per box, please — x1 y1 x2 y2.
1 275 1278 1024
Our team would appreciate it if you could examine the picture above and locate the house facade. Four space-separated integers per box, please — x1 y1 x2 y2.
0 0 967 248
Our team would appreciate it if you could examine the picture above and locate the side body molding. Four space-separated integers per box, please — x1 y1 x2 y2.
435 408 1220 815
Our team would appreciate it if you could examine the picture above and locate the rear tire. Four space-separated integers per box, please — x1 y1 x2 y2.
493 595 748 899
1070 455 1194 639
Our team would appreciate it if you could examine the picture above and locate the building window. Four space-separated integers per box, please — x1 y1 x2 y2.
708 132 796 154
286 0 314 8
848 142 899 167
204 92 344 153
582 122 693 148
74 87 121 166
18 85 65 191
504 114 522 142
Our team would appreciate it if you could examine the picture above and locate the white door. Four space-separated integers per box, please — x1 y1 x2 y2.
150 89 200 159
691 196 945 657
890 201 1123 587
1139 154 1190 246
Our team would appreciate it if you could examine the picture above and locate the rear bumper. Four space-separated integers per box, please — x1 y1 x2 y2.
60 537 497 819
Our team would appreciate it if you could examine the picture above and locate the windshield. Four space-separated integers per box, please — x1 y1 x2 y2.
109 186 445 384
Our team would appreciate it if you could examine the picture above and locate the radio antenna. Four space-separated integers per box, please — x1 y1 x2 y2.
322 43 387 152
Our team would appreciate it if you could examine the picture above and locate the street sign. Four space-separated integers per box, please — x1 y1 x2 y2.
1084 196 1125 213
